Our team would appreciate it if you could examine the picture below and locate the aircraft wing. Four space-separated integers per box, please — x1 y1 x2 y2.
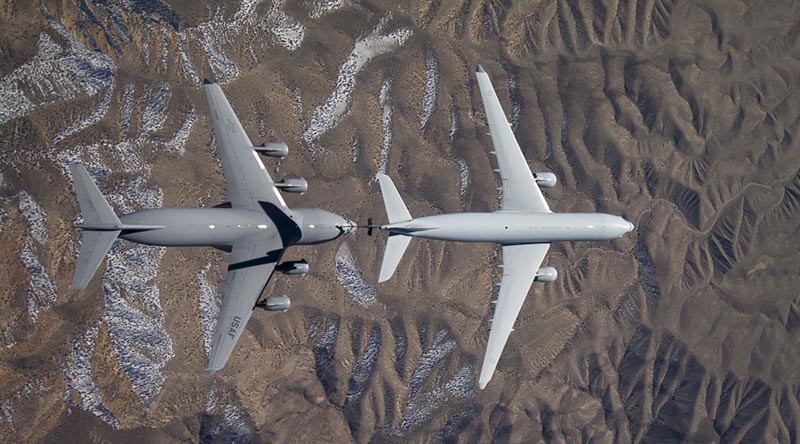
475 65 551 213
203 81 288 212
207 231 284 374
479 243 550 389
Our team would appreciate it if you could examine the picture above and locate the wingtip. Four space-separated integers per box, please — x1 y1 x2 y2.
207 367 218 376
476 64 485 73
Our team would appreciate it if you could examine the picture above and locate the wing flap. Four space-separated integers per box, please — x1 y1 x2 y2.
475 66 550 213
479 243 550 389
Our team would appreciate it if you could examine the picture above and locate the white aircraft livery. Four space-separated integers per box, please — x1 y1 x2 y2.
70 80 355 375
375 65 634 389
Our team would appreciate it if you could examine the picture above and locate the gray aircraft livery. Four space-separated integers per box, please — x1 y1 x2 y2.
375 65 634 389
70 80 355 374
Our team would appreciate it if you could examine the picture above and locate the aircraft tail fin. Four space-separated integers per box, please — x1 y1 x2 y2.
379 234 411 283
69 164 121 290
376 173 411 223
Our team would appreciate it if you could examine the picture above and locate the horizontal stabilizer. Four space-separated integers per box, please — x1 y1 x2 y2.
379 234 411 283
376 173 411 223
69 163 121 289
69 164 121 225
72 230 119 289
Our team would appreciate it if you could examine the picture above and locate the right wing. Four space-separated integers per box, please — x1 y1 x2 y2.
207 231 284 374
479 243 550 389
475 65 551 213
203 81 288 211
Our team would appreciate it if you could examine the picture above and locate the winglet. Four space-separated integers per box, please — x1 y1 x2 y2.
476 64 485 73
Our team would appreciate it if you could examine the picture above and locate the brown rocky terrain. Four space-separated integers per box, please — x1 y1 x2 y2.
1 0 799 442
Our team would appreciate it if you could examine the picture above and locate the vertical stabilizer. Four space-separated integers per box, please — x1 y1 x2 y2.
375 173 412 282
69 164 121 290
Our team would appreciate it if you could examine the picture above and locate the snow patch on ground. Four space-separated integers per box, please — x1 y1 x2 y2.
62 323 120 428
456 158 470 200
407 329 457 397
351 137 360 163
378 78 393 174
344 324 381 405
264 0 305 51
165 107 197 154
335 242 378 307
507 70 521 133
17 191 57 322
419 51 438 129
302 17 411 152
21 239 58 322
160 28 169 70
313 317 340 368
177 40 201 84
449 106 459 142
201 32 239 83
17 191 48 244
139 82 171 140
120 82 135 138
393 329 476 436
51 82 115 149
205 385 255 441
103 241 173 404
293 86 303 123
0 26 114 125
305 0 351 19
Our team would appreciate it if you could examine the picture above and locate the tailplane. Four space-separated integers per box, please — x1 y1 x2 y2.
69 164 121 290
375 173 412 282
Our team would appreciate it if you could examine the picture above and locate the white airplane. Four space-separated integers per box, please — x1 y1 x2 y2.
374 65 634 389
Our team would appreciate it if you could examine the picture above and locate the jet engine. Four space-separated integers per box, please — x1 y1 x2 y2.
533 172 557 188
254 142 288 158
275 177 308 193
277 260 309 276
258 295 291 312
534 266 558 282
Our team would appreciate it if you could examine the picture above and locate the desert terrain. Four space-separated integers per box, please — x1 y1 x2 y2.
1 0 799 442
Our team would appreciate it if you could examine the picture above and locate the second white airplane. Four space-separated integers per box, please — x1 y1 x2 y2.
375 65 634 389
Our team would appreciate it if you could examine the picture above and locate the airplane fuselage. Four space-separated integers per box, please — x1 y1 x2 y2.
117 207 353 247
383 212 633 244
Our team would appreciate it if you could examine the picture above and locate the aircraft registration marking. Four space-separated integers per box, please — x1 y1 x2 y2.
227 315 242 339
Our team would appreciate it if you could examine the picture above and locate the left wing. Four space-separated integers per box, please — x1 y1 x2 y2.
479 243 550 389
203 80 288 212
207 231 284 374
475 65 550 213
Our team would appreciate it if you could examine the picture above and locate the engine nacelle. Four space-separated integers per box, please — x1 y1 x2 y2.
277 260 309 276
260 295 291 312
275 177 308 194
533 172 557 188
254 142 288 158
534 266 558 282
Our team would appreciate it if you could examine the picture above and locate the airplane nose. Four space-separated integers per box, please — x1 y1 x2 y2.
625 220 635 233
